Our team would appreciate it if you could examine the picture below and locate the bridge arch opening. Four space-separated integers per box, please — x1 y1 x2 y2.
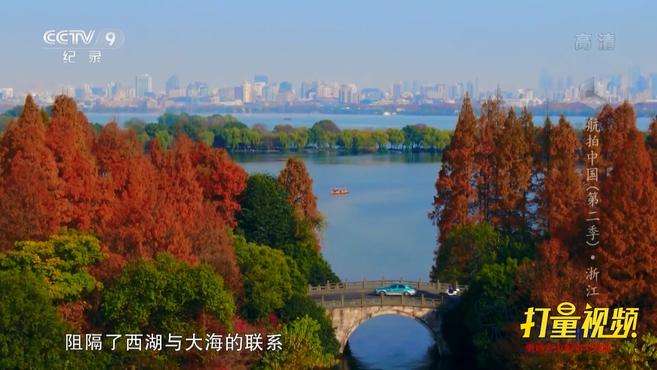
343 314 437 368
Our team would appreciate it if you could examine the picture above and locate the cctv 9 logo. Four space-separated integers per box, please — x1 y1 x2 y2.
42 29 125 49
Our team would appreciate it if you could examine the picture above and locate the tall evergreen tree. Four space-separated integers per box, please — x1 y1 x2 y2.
518 107 536 223
538 116 584 243
430 95 478 280
46 96 106 231
598 128 657 328
490 108 533 231
532 117 586 308
0 96 64 248
278 157 322 228
475 98 504 222
599 102 635 167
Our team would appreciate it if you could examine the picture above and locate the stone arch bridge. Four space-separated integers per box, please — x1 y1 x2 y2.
308 279 465 354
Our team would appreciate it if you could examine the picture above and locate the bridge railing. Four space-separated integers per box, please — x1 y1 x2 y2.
308 279 466 295
314 293 443 309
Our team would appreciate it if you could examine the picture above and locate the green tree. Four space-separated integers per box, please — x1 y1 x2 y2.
432 222 500 285
309 120 340 149
613 333 657 369
278 294 340 356
457 258 529 368
100 253 235 334
258 316 335 370
386 128 404 150
402 124 426 150
0 231 105 301
237 174 297 248
372 129 389 151
0 270 103 369
280 240 339 285
234 237 303 321
338 130 355 152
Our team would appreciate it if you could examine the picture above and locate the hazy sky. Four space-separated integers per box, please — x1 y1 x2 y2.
1 0 656 92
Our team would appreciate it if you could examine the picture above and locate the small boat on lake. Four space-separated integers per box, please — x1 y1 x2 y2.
330 187 349 196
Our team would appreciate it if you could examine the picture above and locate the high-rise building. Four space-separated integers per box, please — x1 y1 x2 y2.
392 82 402 100
74 84 92 100
338 84 359 104
135 74 153 97
466 81 475 98
239 81 253 103
360 88 384 103
252 82 265 100
278 81 293 94
0 87 14 100
300 81 314 100
186 81 209 98
254 74 269 85
165 75 180 95
61 86 75 98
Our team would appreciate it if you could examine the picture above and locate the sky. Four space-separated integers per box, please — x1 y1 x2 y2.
1 0 656 92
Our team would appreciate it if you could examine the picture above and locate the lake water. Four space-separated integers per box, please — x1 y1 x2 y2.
85 112 653 131
236 152 450 370
85 111 652 369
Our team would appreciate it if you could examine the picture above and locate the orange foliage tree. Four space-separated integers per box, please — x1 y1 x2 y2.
597 120 657 328
192 143 247 227
429 95 479 280
537 116 584 244
475 98 505 222
46 96 107 231
532 117 586 307
430 95 479 241
278 157 322 226
489 108 533 232
0 96 247 293
0 96 64 248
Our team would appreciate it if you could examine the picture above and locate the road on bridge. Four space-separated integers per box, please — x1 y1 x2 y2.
308 279 465 309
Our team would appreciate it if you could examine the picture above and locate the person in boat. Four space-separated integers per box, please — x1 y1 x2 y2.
330 187 349 195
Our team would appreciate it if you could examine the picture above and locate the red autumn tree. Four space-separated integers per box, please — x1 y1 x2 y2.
189 204 242 293
278 157 323 250
93 122 159 260
46 95 106 231
475 98 505 222
192 143 247 227
532 238 585 308
278 157 322 227
537 116 584 243
598 128 657 328
430 94 479 240
599 102 635 167
430 95 478 280
489 108 533 231
147 134 204 262
532 117 586 308
0 96 64 248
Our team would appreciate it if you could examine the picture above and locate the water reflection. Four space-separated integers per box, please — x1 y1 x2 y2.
236 153 460 369
335 315 457 370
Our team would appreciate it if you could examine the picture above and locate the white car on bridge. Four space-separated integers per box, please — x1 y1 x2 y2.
375 283 417 296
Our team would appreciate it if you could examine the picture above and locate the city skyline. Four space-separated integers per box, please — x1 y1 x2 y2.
1 1 657 92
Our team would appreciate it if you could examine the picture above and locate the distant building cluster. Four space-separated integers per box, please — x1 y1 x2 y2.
3 68 657 111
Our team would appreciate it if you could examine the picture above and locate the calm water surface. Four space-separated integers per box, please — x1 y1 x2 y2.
236 152 452 370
